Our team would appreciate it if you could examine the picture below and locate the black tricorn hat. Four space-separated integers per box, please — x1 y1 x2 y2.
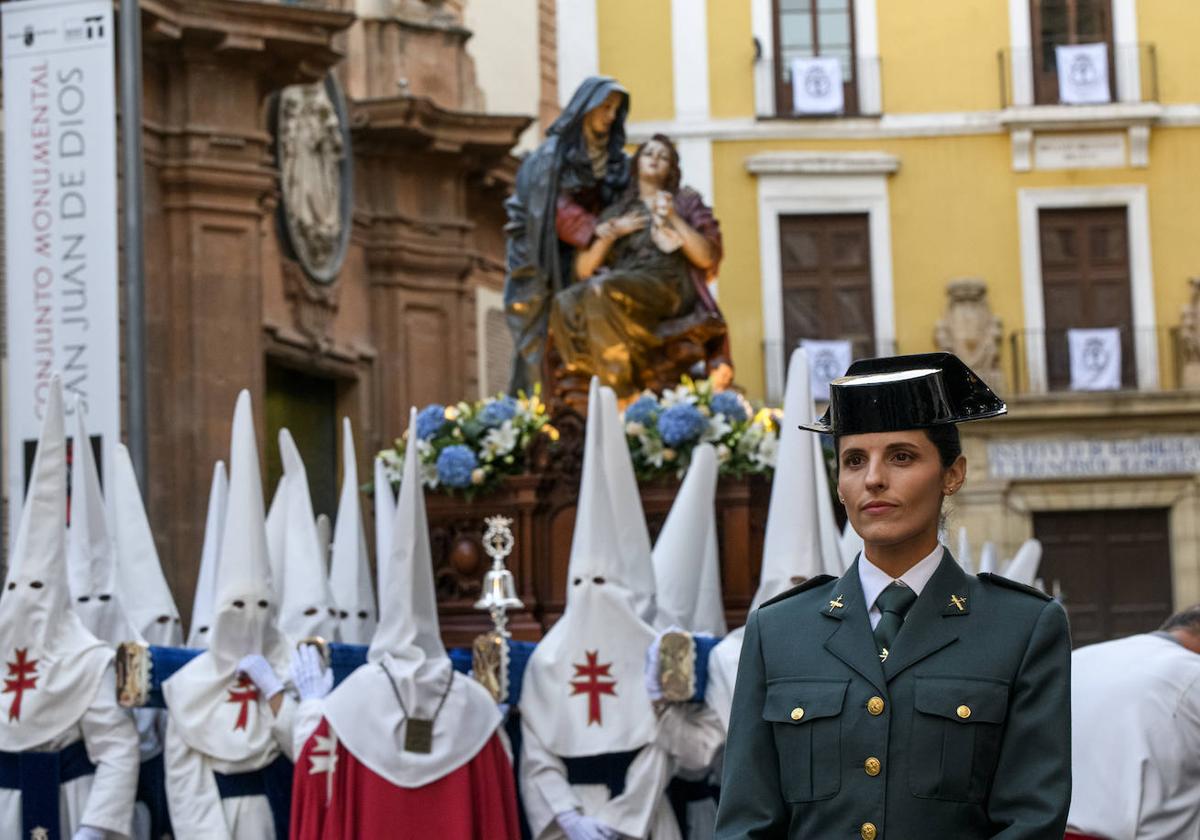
800 352 1006 435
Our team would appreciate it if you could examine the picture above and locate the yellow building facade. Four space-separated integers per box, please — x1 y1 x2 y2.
561 0 1200 640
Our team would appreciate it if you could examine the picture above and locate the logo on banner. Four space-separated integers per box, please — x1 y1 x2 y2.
804 65 833 98
1081 337 1111 375
1067 54 1100 87
812 349 843 386
570 650 616 726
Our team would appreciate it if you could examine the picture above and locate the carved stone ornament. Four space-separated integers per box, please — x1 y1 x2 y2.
934 278 1004 391
276 74 353 284
1179 277 1200 388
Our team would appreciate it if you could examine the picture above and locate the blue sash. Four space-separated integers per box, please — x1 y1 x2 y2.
213 754 293 840
0 740 96 840
562 748 642 799
136 752 171 839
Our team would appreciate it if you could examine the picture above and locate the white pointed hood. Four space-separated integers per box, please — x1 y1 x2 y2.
315 514 332 576
0 377 111 751
651 443 726 635
329 419 377 645
275 429 339 642
978 541 998 575
324 408 500 787
751 347 824 609
598 385 657 623
957 527 975 573
66 402 141 646
373 454 396 581
163 391 291 765
1002 539 1043 586
840 519 864 572
264 475 286 598
112 444 182 647
521 378 658 757
187 461 228 648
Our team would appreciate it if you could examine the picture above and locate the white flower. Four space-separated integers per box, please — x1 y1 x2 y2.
736 424 763 456
482 420 518 460
421 459 440 489
640 434 668 467
716 444 732 463
754 433 779 469
701 414 732 444
660 384 696 408
471 468 486 485
626 421 645 437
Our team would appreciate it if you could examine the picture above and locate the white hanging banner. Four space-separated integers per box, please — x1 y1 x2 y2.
790 56 844 115
1067 327 1122 391
1055 43 1111 105
800 339 853 401
3 0 119 539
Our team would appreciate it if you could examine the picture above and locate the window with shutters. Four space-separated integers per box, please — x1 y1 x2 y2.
773 0 859 115
1030 0 1115 104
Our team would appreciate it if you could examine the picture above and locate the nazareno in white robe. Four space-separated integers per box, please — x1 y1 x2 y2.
0 666 139 838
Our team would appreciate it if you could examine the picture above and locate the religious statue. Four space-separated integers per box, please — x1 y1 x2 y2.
503 77 631 394
1179 276 1200 388
548 134 731 399
934 277 1004 391
277 77 350 283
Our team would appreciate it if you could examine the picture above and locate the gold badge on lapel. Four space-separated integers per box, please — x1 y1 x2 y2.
949 595 967 612
828 595 845 612
878 647 889 663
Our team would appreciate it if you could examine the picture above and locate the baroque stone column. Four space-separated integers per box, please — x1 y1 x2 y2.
935 278 1005 391
139 0 353 613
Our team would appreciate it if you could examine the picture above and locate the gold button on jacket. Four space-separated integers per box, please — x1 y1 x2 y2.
867 696 885 715
790 706 804 721
864 757 881 776
860 822 878 840
957 704 972 719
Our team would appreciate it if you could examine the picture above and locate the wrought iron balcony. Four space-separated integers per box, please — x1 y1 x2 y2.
1006 325 1187 396
753 55 883 119
997 43 1158 108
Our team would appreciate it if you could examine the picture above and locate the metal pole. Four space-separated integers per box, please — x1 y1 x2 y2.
119 0 147 491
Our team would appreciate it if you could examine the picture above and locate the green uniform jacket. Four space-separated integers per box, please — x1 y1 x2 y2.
715 552 1071 840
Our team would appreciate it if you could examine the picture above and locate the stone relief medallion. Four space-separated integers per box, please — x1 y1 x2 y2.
275 74 353 285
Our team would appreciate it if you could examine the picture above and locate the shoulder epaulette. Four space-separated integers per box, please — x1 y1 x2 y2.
760 574 837 609
977 572 1052 602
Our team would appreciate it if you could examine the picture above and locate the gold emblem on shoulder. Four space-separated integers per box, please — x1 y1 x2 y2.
949 594 967 612
828 595 845 611
878 647 889 663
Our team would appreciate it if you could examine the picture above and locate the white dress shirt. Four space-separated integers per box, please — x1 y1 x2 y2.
858 544 945 630
1068 633 1200 840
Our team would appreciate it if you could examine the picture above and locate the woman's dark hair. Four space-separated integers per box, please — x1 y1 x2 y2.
833 424 962 470
626 133 681 196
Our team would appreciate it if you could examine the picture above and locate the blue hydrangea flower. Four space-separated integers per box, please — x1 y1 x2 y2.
436 445 477 488
624 395 660 427
657 403 708 447
479 396 518 427
710 391 748 423
416 404 447 440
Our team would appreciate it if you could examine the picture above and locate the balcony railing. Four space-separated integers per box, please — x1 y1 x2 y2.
1006 325 1183 396
753 55 883 119
997 43 1158 108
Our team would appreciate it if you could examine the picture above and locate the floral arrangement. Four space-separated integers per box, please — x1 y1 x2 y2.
378 390 554 498
622 377 781 481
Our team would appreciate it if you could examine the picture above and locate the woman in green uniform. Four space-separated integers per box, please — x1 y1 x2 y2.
715 352 1071 840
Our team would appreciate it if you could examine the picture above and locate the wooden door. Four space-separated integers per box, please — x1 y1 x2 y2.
779 213 874 361
1034 508 1173 646
1038 206 1133 390
1030 0 1115 105
265 361 339 519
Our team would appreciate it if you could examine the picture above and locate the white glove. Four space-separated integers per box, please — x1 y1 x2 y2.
643 625 683 702
72 827 106 840
290 644 333 701
238 654 284 699
555 810 618 840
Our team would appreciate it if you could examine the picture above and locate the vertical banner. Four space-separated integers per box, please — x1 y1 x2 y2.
3 0 118 540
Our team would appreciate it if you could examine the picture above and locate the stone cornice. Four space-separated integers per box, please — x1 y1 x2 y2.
745 150 900 176
350 95 531 157
141 0 355 83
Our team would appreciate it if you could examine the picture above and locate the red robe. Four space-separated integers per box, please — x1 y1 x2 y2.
290 718 522 840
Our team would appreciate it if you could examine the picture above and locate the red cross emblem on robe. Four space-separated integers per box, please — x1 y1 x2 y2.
227 675 259 731
3 648 38 722
569 650 616 726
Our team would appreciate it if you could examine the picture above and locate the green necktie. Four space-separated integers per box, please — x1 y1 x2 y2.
873 582 918 663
